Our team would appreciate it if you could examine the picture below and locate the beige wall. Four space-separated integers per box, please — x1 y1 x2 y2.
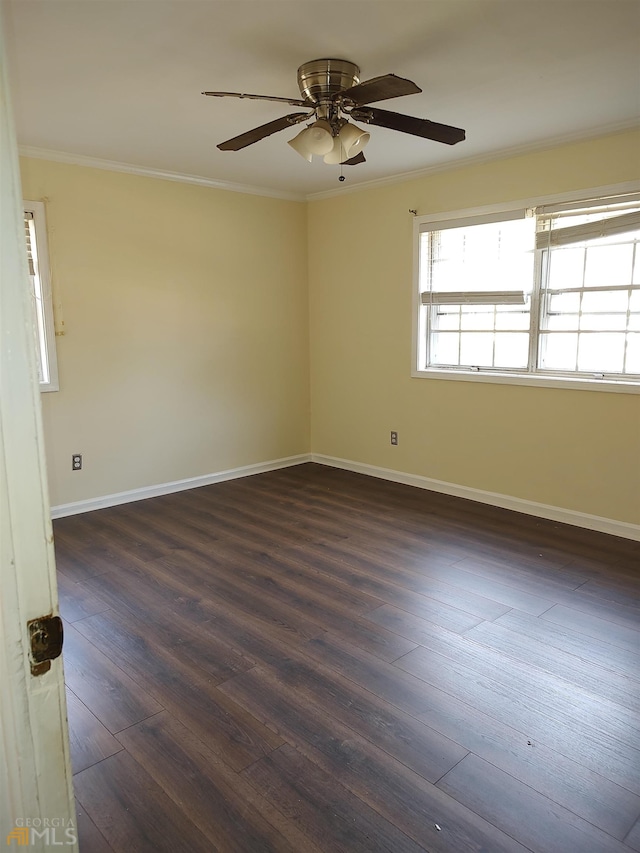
308 130 640 525
20 130 640 525
20 158 310 507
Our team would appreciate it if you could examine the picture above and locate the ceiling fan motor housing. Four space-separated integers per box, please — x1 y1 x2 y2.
297 59 360 104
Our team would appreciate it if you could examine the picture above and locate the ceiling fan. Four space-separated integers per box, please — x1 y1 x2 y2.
203 58 465 175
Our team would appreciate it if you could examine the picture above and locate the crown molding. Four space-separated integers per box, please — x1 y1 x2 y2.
18 146 306 202
18 120 640 205
305 120 640 202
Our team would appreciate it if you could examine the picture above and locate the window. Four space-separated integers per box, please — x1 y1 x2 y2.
415 191 640 389
24 201 58 391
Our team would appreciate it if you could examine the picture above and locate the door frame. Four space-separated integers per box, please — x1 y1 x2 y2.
0 5 76 849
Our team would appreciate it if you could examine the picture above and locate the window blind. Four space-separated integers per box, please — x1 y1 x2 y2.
24 211 35 275
536 193 640 249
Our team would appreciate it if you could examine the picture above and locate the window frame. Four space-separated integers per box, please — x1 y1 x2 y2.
412 182 640 394
24 200 59 392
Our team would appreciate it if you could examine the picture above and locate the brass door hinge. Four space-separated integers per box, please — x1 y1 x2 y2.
28 615 64 676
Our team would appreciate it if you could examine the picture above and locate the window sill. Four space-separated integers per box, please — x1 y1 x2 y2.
411 367 640 394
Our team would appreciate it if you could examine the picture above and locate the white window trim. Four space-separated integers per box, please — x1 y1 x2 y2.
24 200 58 392
411 181 640 395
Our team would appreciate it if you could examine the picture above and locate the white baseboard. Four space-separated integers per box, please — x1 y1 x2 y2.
50 454 312 519
311 454 640 542
51 450 640 541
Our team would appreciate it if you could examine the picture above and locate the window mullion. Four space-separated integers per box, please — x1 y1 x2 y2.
529 247 545 373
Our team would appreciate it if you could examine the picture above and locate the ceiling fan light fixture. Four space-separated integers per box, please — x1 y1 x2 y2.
287 129 314 161
323 136 347 165
339 122 370 157
288 119 334 160
304 119 334 155
323 122 370 164
210 58 465 171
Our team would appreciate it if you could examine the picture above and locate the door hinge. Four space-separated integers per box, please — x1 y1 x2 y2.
28 615 64 676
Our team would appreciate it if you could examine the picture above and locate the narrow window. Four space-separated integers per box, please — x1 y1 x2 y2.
24 202 58 391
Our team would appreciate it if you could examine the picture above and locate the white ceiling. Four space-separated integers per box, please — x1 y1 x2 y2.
5 0 640 199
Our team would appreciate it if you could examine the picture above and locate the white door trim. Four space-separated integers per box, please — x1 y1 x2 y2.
0 5 76 848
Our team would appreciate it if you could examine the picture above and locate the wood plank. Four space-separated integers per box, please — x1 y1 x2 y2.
63 624 163 733
454 555 640 628
117 711 320 853
382 609 640 750
452 554 586 594
81 552 207 620
74 751 212 852
74 799 113 853
76 583 258 685
625 815 640 851
54 535 115 583
301 631 448 718
285 539 509 623
463 618 640 714
243 743 529 853
575 576 640 610
159 487 326 551
72 505 175 562
196 540 386 622
54 508 169 574
550 588 640 631
140 549 331 643
437 752 632 853
327 614 418 662
394 641 640 795
282 543 486 633
412 675 640 841
259 647 640 841
53 463 640 852
541 603 640 653
396 561 556 616
160 582 326 669
493 609 640 681
66 689 123 774
56 571 111 623
299 630 640 798
74 609 284 771
220 660 468 787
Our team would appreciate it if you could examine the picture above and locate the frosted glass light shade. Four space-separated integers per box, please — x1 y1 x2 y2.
323 123 370 163
339 123 370 157
287 131 313 161
305 120 334 155
288 120 334 160
323 136 347 164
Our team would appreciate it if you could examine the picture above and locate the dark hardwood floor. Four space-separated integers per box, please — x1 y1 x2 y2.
53 462 640 852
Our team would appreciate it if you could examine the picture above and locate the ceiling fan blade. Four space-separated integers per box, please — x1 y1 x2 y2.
353 106 465 145
341 152 366 165
203 91 308 107
338 74 421 107
217 112 310 151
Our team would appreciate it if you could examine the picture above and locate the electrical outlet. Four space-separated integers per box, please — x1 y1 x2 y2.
390 431 398 446
72 454 82 471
